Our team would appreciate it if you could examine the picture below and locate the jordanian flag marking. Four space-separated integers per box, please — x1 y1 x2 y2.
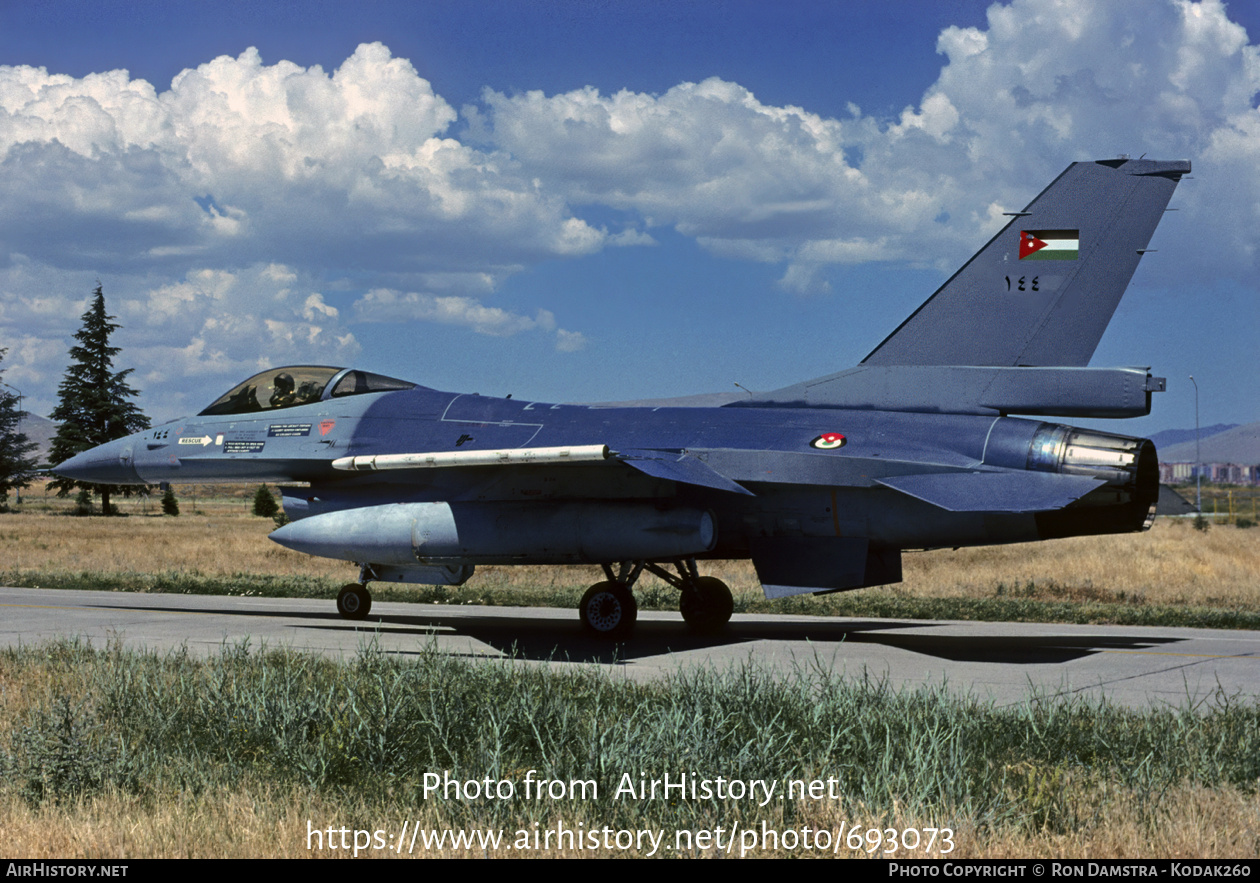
1019 229 1078 260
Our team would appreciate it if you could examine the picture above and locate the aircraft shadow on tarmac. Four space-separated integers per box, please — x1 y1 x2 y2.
95 601 1185 666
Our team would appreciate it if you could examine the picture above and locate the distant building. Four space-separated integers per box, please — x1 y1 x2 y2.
1159 462 1194 483
1159 461 1259 485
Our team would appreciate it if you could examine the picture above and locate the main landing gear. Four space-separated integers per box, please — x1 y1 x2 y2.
333 559 732 640
578 559 733 640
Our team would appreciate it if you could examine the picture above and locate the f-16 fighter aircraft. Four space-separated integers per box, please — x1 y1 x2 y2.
55 158 1189 638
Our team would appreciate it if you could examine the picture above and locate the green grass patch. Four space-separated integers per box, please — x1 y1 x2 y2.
1 639 1257 840
1 568 344 599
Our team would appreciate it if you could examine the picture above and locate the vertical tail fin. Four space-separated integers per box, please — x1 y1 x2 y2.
862 158 1190 368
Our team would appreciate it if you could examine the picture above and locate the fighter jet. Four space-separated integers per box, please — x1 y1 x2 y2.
55 158 1188 638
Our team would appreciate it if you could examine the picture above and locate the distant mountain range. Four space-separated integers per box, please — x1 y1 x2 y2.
1158 423 1260 464
16 414 57 466
1146 424 1239 451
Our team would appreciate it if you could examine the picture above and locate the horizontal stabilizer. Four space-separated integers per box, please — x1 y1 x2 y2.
877 471 1105 513
619 450 755 495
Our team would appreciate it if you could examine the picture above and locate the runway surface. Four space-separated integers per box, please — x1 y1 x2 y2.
3 585 1258 710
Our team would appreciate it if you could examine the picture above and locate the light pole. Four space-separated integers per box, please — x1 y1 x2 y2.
1189 375 1201 513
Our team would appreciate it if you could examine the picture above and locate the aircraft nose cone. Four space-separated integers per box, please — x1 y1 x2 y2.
53 442 142 485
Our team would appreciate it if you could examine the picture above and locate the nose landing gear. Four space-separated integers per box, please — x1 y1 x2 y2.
336 564 378 621
336 582 372 620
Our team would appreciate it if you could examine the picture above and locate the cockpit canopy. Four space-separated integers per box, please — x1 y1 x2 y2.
198 366 416 416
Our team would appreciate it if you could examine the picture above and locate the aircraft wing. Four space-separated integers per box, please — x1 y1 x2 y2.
876 471 1105 513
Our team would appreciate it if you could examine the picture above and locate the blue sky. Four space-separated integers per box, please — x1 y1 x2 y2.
1 0 1256 437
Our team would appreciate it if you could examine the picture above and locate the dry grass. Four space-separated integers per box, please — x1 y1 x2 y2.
1 627 1256 859
4 479 342 580
0 788 337 859
897 520 1260 608
0 510 339 580
803 788 1260 859
1 783 1256 858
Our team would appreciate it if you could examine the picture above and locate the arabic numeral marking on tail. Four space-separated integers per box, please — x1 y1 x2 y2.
1004 275 1038 293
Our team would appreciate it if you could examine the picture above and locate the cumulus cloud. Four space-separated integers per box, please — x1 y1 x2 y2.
908 0 1260 280
0 333 68 401
0 259 365 418
353 288 583 350
0 43 606 275
469 79 867 246
554 329 589 352
116 263 361 414
2 1 1257 416
607 228 658 247
473 0 1260 288
3 4 1254 295
0 43 600 416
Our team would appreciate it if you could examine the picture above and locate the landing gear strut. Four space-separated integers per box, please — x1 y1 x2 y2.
577 558 733 638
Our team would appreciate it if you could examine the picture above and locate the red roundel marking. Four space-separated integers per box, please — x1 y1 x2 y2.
810 433 847 450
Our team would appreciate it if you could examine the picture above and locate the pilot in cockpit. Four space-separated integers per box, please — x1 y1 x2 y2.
270 372 297 408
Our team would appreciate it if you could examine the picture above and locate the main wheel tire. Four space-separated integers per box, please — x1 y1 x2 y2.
679 576 733 634
337 583 372 620
579 581 637 640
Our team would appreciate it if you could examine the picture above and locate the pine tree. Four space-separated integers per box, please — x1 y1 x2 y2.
252 485 279 518
161 487 179 517
48 284 150 515
0 348 38 508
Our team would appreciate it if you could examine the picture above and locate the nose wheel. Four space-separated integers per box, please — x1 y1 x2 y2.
336 582 372 620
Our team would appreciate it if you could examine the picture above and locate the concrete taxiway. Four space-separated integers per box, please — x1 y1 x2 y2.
3 586 1257 710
